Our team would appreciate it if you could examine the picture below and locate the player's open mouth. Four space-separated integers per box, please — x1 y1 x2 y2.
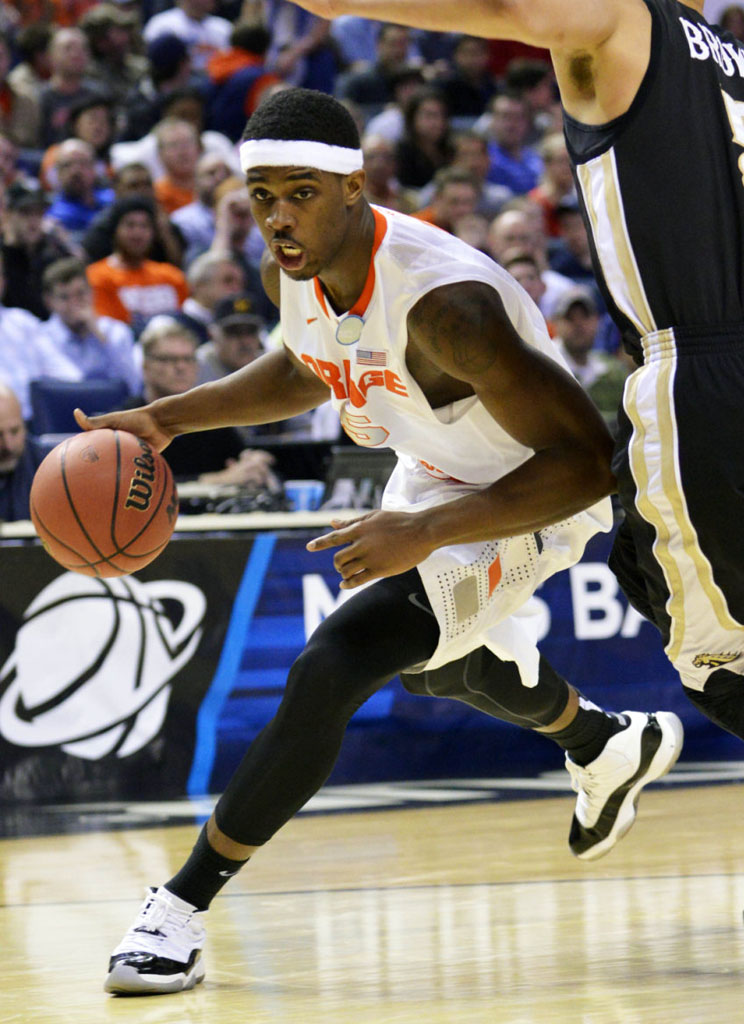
272 240 307 271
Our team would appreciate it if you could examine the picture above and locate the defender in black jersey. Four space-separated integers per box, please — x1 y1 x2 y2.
299 0 744 742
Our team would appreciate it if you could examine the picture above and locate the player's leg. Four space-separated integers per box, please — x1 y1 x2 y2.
105 567 440 996
613 340 744 735
401 648 682 860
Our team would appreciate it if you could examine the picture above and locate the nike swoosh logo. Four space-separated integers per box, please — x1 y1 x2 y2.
408 592 436 617
306 317 318 324
219 870 237 877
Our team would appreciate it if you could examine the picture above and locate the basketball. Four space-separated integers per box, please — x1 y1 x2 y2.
29 429 179 578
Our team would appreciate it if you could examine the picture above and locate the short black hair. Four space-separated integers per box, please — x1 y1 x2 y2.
241 87 360 150
109 196 156 233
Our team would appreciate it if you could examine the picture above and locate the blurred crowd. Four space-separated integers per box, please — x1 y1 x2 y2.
1 0 741 520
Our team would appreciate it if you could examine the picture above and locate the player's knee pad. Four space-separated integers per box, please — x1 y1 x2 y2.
402 648 569 728
684 668 744 742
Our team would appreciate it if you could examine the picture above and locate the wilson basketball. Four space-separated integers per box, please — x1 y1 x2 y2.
30 429 179 578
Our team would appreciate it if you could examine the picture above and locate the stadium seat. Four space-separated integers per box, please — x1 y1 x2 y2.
29 377 129 436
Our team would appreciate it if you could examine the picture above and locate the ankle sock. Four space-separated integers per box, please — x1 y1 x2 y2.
165 825 250 911
549 697 628 767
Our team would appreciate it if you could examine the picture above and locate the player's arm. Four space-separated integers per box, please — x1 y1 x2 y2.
289 0 623 51
308 281 615 587
407 280 615 544
76 251 330 449
74 346 330 451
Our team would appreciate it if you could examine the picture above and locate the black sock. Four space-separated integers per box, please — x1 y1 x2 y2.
549 697 629 767
165 825 250 911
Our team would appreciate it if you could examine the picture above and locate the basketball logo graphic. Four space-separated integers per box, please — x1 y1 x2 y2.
0 573 206 759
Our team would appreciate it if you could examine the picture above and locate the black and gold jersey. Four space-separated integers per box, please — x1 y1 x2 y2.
564 0 744 360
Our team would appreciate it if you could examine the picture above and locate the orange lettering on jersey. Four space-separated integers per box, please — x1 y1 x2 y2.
384 369 408 397
299 353 409 406
488 555 502 596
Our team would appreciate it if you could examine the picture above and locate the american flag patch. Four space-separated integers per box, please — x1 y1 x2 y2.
356 349 387 366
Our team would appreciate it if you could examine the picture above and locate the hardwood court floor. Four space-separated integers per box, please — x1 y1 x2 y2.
3 783 744 1024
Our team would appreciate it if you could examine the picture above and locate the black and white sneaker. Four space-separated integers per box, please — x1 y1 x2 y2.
566 711 684 861
104 886 206 995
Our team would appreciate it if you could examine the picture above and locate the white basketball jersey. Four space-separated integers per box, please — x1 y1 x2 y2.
279 207 612 678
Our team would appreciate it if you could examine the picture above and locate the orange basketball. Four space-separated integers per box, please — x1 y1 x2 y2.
30 429 179 578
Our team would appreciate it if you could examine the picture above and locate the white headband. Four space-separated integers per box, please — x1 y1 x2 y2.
240 138 363 175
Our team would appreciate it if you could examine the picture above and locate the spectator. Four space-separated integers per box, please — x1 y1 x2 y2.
550 198 599 292
720 4 744 40
448 130 512 219
116 34 195 143
46 139 115 245
528 133 576 238
127 315 277 487
264 0 337 92
395 87 454 192
438 35 497 122
487 205 574 320
0 28 42 148
153 117 202 215
179 249 246 343
0 131 33 192
0 253 79 421
86 196 189 333
362 64 425 144
112 88 238 183
412 166 480 234
503 58 558 142
206 182 277 323
0 384 44 522
335 23 413 113
40 93 116 192
7 24 52 97
205 21 279 142
38 257 142 398
38 28 98 148
328 15 386 68
551 286 630 429
196 292 265 384
82 161 185 267
143 0 232 73
361 132 418 214
170 151 232 266
481 91 543 195
1 182 76 320
501 248 549 322
80 2 147 107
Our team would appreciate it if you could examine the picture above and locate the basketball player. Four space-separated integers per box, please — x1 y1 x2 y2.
291 0 744 813
77 90 682 996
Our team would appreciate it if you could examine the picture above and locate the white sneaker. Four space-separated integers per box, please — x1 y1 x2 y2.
104 886 207 995
566 710 684 861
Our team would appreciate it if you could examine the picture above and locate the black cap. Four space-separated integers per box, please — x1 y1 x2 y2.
214 294 265 330
146 33 189 74
6 181 48 212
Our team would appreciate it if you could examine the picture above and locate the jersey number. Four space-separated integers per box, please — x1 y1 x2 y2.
722 88 744 185
340 409 390 447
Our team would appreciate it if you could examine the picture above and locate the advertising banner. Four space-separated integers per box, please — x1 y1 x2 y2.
0 527 733 804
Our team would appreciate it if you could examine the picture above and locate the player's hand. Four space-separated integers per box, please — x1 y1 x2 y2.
73 406 175 453
306 510 434 589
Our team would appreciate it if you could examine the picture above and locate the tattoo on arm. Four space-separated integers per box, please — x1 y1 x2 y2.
412 283 502 379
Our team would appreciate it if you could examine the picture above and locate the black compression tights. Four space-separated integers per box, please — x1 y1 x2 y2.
214 568 572 847
215 569 440 846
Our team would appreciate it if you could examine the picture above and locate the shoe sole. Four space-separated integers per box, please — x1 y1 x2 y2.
573 711 684 862
104 957 205 995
